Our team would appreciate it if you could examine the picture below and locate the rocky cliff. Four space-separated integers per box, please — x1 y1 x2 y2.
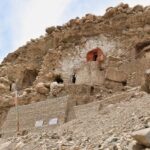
0 3 150 149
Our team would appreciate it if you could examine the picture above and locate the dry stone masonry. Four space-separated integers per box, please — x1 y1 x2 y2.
0 3 150 150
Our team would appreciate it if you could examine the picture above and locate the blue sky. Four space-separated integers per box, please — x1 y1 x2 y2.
0 0 150 62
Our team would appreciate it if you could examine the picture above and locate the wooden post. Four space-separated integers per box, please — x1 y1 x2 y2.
15 91 20 133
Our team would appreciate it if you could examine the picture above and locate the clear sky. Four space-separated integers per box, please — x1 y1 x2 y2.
0 0 150 62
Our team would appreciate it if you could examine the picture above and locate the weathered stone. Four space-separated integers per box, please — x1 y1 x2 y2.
0 83 8 94
144 24 150 33
35 82 49 95
51 133 60 139
46 26 56 34
85 14 96 21
145 6 150 12
50 82 64 97
15 141 25 149
0 77 10 84
74 19 80 25
143 45 150 52
142 69 150 93
128 141 144 150
105 7 117 17
105 68 127 83
45 72 53 80
76 62 105 85
132 128 150 147
69 19 77 26
0 141 11 150
133 5 143 12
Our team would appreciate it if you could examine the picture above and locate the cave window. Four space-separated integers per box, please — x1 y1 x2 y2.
72 74 76 84
54 75 63 83
122 81 127 86
135 41 150 58
90 86 94 95
22 69 38 89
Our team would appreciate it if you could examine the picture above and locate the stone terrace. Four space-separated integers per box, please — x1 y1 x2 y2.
1 96 68 136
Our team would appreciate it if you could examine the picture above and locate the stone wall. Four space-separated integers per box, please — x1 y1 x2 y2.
0 3 150 125
76 61 105 85
1 96 68 136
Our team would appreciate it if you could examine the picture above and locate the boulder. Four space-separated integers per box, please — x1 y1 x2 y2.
122 3 129 9
45 72 53 80
132 128 150 147
133 5 143 12
144 24 150 33
0 83 8 94
50 82 64 97
0 77 10 93
0 141 11 150
74 18 80 25
45 26 56 34
142 69 150 93
15 141 25 149
143 45 150 52
69 19 77 26
145 6 150 12
0 77 10 84
85 14 96 22
128 141 144 150
105 7 117 18
35 82 49 95
105 68 127 83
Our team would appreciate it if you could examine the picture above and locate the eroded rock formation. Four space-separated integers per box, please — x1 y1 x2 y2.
0 3 150 149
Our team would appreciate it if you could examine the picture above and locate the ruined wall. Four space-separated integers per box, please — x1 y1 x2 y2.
35 4 150 87
0 3 150 113
76 62 105 85
35 34 122 86
1 96 68 136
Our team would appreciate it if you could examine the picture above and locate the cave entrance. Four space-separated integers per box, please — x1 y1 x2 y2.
90 86 94 95
54 75 63 83
135 41 150 58
22 69 38 89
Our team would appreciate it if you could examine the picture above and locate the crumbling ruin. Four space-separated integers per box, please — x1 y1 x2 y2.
0 3 150 149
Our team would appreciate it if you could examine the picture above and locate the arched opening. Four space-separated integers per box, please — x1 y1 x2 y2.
86 48 105 62
54 75 63 83
22 69 38 89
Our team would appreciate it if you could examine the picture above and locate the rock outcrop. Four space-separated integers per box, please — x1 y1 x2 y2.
0 3 150 149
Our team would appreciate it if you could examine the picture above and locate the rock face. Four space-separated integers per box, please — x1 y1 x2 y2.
105 67 127 83
142 69 150 93
76 61 105 85
0 141 11 150
35 82 49 95
132 128 150 147
0 3 150 149
50 82 64 97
